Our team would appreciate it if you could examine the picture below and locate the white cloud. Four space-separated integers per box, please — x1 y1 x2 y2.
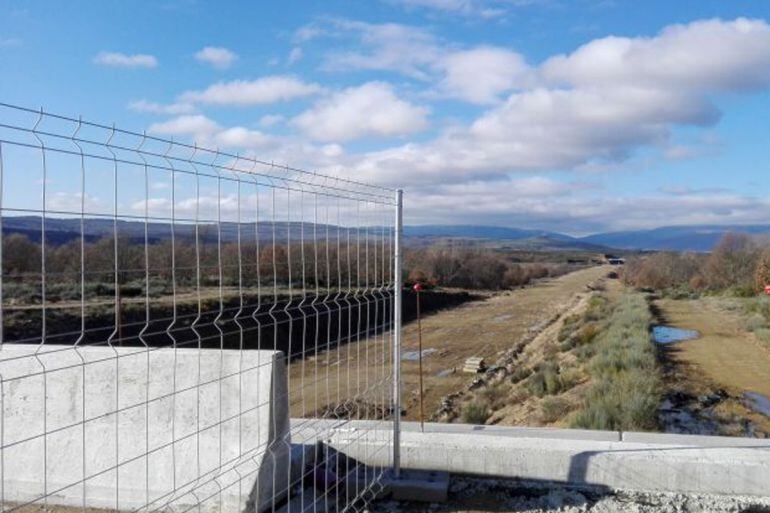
292 82 429 142
321 144 344 158
307 19 532 99
541 18 770 92
288 47 303 65
180 76 322 106
129 99 196 115
397 179 770 234
386 0 510 18
94 51 158 68
334 18 770 188
194 46 238 69
319 20 441 79
148 115 275 150
348 85 718 186
437 47 531 104
214 127 274 148
259 114 285 127
148 114 219 138
294 24 327 43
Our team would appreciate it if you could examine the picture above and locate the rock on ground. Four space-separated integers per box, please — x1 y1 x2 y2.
368 477 770 513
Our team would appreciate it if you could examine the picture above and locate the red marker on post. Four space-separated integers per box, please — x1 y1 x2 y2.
413 282 425 432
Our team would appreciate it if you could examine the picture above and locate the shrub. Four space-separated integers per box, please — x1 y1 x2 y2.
576 323 600 346
558 314 581 342
539 397 571 423
527 363 579 397
623 252 702 290
755 328 770 348
510 367 532 384
704 233 758 292
479 383 508 409
542 342 559 359
743 295 770 316
745 313 767 332
575 344 596 362
461 401 490 425
583 295 609 321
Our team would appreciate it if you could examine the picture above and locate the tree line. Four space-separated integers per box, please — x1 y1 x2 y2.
403 246 578 290
2 233 391 304
623 232 770 296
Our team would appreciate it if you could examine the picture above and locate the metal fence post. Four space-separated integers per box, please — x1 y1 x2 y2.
393 188 403 479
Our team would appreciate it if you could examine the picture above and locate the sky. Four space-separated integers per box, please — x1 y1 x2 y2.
3 0 770 235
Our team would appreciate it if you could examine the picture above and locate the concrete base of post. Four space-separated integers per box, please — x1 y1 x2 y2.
299 419 770 498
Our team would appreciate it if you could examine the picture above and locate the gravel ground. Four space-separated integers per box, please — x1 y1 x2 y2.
369 477 770 513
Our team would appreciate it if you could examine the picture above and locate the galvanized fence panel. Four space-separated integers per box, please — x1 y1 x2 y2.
0 103 401 513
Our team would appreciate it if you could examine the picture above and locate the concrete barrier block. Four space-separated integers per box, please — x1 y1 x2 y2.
0 344 291 513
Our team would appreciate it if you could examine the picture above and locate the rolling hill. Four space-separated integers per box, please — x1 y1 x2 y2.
4 217 770 252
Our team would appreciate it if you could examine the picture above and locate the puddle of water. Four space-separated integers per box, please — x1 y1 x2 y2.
652 325 700 344
402 348 437 361
744 391 770 418
436 368 454 377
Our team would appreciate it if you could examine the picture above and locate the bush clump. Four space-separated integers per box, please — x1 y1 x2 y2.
527 363 580 397
509 366 532 384
461 400 491 425
570 293 662 432
539 397 572 424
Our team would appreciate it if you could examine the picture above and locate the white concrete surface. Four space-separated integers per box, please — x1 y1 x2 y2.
1 345 290 513
312 420 770 497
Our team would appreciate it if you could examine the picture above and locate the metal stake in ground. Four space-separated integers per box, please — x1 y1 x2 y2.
414 282 425 432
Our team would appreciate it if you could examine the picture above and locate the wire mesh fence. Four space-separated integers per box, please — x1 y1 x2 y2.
0 103 400 513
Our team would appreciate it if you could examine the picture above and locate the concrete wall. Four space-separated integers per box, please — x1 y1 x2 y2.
315 420 770 497
1 345 290 513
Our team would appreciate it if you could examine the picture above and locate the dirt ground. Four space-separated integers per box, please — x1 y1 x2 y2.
656 297 770 435
286 265 611 421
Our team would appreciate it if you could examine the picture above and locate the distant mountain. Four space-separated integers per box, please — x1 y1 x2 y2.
0 216 345 245
579 225 770 252
501 236 610 252
403 225 608 252
5 217 769 252
404 225 573 241
406 224 770 252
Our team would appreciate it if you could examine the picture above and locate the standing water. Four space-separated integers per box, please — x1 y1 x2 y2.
652 325 700 344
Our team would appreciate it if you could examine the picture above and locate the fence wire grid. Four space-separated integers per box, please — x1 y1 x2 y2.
0 103 401 513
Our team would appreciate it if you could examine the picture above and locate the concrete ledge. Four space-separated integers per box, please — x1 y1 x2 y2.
315 420 770 498
621 430 770 447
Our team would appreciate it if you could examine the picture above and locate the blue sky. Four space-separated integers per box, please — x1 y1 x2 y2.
3 0 770 235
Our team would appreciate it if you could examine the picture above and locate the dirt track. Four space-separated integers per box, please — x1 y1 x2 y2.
286 265 610 421
397 265 610 421
656 297 770 435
